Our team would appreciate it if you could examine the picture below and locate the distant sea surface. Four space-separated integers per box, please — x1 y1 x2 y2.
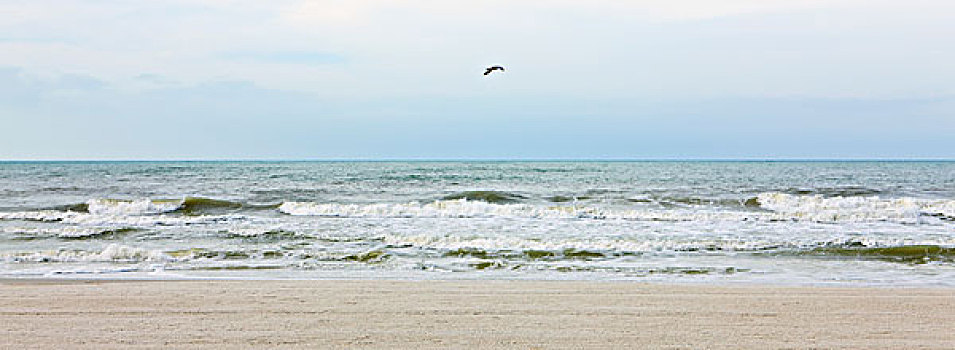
1 161 953 285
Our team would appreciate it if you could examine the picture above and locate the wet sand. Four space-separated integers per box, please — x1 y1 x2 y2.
1 279 953 349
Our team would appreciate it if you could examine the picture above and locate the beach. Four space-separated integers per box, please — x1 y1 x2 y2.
2 279 953 349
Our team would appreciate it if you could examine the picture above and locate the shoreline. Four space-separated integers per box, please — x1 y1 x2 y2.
3 276 955 288
2 279 953 348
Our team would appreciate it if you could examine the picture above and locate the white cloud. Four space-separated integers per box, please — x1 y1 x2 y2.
1 0 953 99
281 0 862 26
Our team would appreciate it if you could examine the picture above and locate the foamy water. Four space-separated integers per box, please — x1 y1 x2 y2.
1 161 953 285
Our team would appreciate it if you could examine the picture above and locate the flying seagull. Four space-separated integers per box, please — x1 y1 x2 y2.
484 65 505 76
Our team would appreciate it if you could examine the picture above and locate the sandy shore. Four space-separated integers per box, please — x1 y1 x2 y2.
1 280 953 349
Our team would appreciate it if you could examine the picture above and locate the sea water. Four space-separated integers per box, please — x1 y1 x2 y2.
1 161 953 285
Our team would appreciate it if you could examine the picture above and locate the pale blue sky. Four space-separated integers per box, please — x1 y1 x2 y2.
1 0 953 159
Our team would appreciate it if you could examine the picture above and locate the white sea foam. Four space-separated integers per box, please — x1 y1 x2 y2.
379 232 955 254
380 233 680 253
4 194 953 228
0 210 67 222
86 198 182 216
0 226 120 239
756 192 955 222
278 195 955 224
60 213 245 227
3 244 169 263
278 199 605 219
0 199 187 223
0 209 246 227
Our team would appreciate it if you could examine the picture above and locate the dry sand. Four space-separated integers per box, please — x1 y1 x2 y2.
1 279 953 349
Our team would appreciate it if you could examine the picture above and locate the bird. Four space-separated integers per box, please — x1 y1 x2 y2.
484 65 505 76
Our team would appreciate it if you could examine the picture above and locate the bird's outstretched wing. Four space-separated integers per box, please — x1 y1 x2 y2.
484 66 504 75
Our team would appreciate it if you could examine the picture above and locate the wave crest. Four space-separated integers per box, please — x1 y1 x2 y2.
441 191 524 203
278 199 602 219
279 194 955 223
755 192 955 221
66 197 256 216
86 199 181 216
3 244 168 263
5 193 953 225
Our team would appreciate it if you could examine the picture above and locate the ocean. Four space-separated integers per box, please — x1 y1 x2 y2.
1 161 953 285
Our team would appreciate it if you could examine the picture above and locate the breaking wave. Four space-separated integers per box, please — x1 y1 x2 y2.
753 192 955 222
278 194 955 224
441 190 525 203
278 199 603 219
2 227 139 239
56 197 267 216
0 209 247 227
3 244 168 263
3 194 953 225
86 198 182 216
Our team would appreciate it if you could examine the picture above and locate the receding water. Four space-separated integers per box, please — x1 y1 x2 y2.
1 161 953 285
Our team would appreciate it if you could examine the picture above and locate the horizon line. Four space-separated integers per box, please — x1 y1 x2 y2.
1 158 954 162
